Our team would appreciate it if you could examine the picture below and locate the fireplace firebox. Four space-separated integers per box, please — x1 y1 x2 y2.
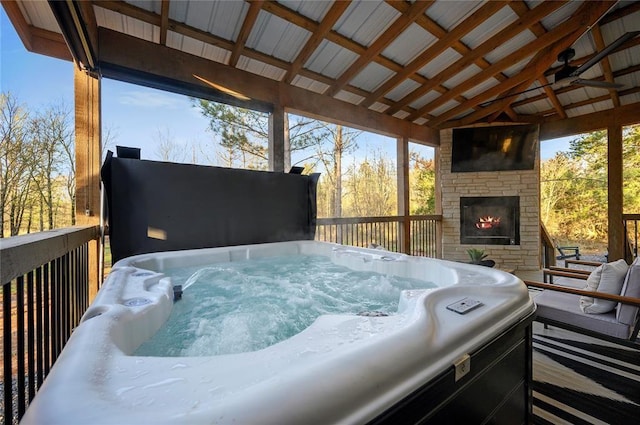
460 196 520 245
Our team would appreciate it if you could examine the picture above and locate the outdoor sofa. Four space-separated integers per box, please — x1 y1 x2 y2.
524 256 640 346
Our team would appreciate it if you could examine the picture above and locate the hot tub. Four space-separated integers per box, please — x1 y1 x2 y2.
21 241 535 424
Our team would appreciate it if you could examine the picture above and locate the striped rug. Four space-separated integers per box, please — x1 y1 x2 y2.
532 323 640 424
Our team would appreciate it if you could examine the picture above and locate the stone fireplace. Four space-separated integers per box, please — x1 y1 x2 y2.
460 196 520 245
438 128 540 271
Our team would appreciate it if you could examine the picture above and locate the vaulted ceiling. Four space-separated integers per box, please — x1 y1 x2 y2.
4 0 640 145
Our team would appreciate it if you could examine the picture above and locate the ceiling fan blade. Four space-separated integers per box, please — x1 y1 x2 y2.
572 31 640 76
572 78 624 89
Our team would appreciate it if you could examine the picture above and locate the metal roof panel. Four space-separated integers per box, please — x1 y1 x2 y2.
460 4 517 49
278 0 332 22
18 1 59 32
236 57 287 81
305 40 359 79
334 90 365 105
426 1 485 32
385 79 422 102
382 23 436 66
409 91 440 111
291 75 330 94
483 30 536 65
247 10 310 63
350 62 395 92
418 48 463 79
334 1 399 46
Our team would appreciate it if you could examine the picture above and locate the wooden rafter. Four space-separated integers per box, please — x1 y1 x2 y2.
92 0 426 118
419 1 614 126
324 0 433 97
364 1 510 113
1 0 71 61
394 1 566 119
284 0 351 84
159 0 169 46
591 24 621 107
384 0 510 93
229 0 263 67
6 0 637 134
98 28 438 144
488 0 566 121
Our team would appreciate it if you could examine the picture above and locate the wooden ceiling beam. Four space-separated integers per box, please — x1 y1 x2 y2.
389 1 565 117
537 76 567 119
93 1 371 107
591 24 620 107
540 103 640 139
420 1 614 127
487 0 564 122
159 0 170 45
512 63 640 109
229 0 263 67
325 0 433 97
259 0 473 114
535 86 640 119
600 1 640 25
78 1 99 52
1 0 72 61
384 1 511 94
261 1 429 91
284 0 351 84
365 1 509 112
98 28 438 145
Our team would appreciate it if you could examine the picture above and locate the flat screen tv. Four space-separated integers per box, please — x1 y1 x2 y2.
451 124 538 172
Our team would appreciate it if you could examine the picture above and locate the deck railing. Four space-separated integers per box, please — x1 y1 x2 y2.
315 215 442 258
0 225 100 424
624 213 640 261
0 217 437 423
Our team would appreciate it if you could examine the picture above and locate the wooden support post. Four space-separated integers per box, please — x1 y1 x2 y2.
269 105 286 172
608 125 624 261
74 66 102 300
397 137 410 254
434 147 442 258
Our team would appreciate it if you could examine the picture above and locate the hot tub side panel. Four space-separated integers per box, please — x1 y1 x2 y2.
368 312 534 424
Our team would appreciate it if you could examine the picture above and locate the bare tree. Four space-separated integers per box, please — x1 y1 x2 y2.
315 124 359 217
29 102 73 230
155 127 188 163
0 92 32 236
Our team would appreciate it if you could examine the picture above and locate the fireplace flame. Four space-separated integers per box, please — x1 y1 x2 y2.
475 216 501 229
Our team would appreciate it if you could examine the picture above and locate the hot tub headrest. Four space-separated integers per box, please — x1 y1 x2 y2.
101 152 320 263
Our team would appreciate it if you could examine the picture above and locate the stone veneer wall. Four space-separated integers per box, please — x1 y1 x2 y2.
439 128 540 271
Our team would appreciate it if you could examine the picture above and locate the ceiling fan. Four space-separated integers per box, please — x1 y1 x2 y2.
480 30 639 107
553 30 639 89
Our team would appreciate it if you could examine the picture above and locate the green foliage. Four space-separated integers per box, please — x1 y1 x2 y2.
342 151 397 217
1 92 75 236
466 248 487 264
195 100 328 169
409 151 435 214
541 124 640 250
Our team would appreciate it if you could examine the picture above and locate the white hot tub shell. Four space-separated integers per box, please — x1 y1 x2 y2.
21 241 535 424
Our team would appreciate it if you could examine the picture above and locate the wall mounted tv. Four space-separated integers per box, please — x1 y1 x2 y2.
451 124 538 172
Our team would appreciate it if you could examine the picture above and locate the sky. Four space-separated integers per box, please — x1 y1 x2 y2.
1 8 571 165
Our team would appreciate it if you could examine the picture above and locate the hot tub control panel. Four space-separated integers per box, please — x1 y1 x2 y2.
447 298 483 314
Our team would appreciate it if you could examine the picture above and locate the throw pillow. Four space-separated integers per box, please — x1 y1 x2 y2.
579 259 629 314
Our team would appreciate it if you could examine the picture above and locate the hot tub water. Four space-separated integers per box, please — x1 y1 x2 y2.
135 254 437 357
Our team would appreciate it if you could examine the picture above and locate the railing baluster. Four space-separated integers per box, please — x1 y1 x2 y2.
43 263 51 376
16 275 26 417
27 271 36 402
3 281 13 424
36 267 44 388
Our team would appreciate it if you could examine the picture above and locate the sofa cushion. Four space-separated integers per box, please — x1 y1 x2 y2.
579 259 629 314
535 291 629 339
616 257 640 326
